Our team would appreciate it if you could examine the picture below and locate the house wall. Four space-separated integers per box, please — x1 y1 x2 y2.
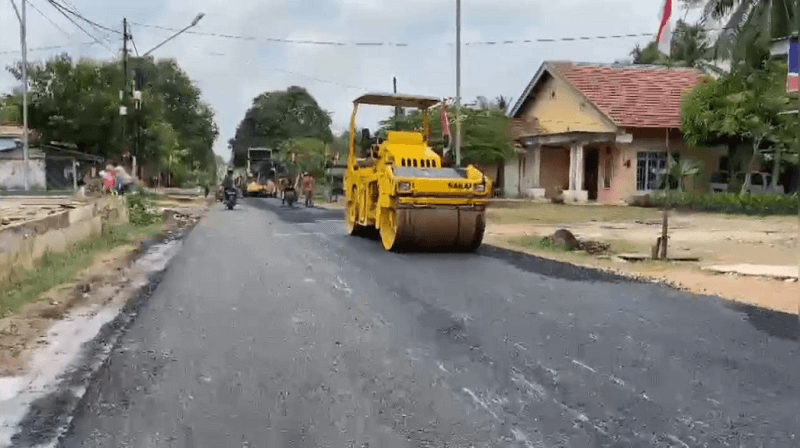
603 128 726 202
519 74 616 134
0 159 46 190
539 146 571 197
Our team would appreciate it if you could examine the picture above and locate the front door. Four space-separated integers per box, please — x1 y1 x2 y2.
584 148 599 201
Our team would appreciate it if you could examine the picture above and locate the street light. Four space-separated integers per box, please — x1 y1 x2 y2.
142 13 205 57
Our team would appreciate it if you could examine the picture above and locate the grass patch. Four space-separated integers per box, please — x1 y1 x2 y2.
487 203 662 225
0 222 163 317
125 190 162 226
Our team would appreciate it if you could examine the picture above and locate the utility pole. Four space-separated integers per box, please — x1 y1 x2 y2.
10 0 30 190
660 128 671 260
393 76 399 129
455 0 462 167
122 18 130 169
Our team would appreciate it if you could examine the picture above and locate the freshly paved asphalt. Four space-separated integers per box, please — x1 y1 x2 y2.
51 197 798 447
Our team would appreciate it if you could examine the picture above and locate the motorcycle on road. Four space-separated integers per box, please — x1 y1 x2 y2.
223 188 237 210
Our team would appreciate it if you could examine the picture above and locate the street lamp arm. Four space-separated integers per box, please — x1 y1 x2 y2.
142 13 204 57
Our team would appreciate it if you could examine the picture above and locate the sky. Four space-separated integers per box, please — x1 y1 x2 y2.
0 0 706 161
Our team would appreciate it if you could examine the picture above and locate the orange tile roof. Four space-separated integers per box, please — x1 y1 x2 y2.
549 62 705 128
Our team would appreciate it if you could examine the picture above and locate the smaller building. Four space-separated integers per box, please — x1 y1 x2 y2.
497 61 727 203
0 125 46 190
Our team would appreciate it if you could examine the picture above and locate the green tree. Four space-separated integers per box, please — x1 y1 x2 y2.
681 53 793 192
630 21 713 68
378 100 516 166
5 53 219 187
7 54 125 159
229 86 333 167
276 137 329 178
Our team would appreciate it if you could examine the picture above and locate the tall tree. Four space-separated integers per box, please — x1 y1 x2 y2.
378 100 516 166
5 53 219 186
229 86 333 166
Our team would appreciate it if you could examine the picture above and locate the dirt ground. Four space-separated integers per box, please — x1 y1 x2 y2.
0 197 208 377
486 203 799 315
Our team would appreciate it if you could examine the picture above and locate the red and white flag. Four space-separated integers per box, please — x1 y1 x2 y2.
656 0 674 55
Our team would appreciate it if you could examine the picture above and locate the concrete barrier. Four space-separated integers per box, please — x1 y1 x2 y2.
0 197 129 285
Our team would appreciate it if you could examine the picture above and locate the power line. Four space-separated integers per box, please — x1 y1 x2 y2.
27 0 74 40
0 41 97 55
46 0 121 35
270 68 370 92
130 35 139 56
42 0 116 55
129 21 754 48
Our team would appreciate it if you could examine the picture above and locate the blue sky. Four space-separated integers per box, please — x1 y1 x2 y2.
0 0 704 161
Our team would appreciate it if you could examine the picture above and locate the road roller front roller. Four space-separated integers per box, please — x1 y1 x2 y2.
344 93 492 252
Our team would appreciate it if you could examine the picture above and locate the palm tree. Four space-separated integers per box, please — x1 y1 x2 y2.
700 0 795 63
495 96 513 114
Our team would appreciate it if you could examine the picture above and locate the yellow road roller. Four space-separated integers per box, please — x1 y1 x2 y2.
344 93 492 251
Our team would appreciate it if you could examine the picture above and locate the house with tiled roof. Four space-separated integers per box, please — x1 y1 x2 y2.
497 61 727 203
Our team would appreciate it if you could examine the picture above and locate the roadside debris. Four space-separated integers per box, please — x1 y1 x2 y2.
544 229 612 255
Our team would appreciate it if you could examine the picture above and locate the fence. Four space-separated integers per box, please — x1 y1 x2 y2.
45 156 102 192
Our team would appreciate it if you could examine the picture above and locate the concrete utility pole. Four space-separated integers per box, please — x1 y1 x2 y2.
122 18 129 165
455 0 462 167
393 76 399 129
660 129 671 260
10 0 30 190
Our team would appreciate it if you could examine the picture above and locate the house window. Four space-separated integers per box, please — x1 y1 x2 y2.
603 150 613 189
636 151 667 191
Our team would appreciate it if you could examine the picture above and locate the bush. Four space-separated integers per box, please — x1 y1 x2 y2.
126 191 162 226
647 192 800 216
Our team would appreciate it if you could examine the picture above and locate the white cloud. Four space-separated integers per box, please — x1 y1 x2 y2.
0 0 685 160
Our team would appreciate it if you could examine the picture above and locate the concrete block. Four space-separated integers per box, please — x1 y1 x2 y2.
68 204 95 224
525 188 546 199
564 189 589 203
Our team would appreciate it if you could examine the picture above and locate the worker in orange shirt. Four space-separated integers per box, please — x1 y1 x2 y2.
302 172 315 207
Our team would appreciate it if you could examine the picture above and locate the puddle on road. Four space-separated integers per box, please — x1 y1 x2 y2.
0 238 182 448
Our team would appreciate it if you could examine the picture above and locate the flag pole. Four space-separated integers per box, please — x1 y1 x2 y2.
660 128 670 259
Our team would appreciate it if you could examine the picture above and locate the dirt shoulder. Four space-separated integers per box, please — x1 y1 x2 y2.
0 195 209 377
486 203 799 315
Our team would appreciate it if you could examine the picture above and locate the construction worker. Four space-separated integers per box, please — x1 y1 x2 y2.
302 171 315 207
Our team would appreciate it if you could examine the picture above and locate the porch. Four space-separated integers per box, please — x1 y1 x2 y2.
509 131 632 203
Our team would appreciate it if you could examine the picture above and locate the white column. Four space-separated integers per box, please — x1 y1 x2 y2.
568 145 576 191
72 158 78 190
532 145 541 188
575 144 585 191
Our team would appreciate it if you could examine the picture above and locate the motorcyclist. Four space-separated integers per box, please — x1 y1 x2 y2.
222 168 235 192
302 172 315 207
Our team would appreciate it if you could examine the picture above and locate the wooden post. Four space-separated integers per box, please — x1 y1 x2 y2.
660 128 670 260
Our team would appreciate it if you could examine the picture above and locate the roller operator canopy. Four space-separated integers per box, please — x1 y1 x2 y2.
353 93 441 109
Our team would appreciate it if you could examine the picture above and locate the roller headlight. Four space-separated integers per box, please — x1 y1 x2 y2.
474 184 486 193
397 181 412 193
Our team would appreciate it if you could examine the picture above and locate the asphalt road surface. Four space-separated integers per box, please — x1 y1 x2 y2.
49 198 798 447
